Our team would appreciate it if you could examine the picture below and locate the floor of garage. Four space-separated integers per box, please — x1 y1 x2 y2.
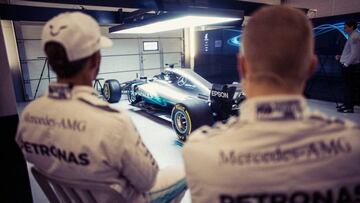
16 98 360 203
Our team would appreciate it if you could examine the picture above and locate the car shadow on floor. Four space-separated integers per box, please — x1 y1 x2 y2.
129 108 173 129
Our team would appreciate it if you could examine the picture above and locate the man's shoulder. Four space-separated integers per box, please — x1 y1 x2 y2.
21 96 49 113
351 31 360 41
22 94 130 130
307 111 359 129
76 93 122 114
185 116 241 146
183 112 360 148
75 94 136 131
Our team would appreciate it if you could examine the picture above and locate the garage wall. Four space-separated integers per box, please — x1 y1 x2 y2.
285 0 360 17
1 20 33 203
242 0 280 5
0 21 18 117
1 20 24 102
15 22 183 100
243 0 360 17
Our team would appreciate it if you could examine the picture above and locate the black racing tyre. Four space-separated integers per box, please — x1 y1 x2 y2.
103 79 121 103
171 100 214 142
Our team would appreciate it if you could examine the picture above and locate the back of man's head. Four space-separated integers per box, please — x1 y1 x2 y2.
345 20 358 30
45 42 92 78
41 12 112 79
242 6 315 90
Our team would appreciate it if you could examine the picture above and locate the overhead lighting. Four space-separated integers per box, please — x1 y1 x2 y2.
111 15 241 34
109 8 243 34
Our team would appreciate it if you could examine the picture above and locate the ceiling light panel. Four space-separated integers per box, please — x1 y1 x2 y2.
112 15 241 34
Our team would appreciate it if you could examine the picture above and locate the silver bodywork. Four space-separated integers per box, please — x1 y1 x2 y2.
136 68 212 107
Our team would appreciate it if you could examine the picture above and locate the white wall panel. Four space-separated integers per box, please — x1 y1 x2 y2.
163 53 182 68
161 38 182 52
101 39 139 55
143 54 161 70
29 79 54 98
19 40 45 59
158 30 183 38
143 69 162 78
16 24 42 39
24 60 56 80
97 71 139 84
15 22 183 100
144 30 183 38
100 55 140 73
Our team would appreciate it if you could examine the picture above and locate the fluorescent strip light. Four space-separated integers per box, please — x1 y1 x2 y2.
113 15 241 34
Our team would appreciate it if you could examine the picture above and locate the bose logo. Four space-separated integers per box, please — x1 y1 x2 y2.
212 91 229 99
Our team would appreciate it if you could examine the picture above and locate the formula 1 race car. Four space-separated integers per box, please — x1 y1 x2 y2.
117 68 245 141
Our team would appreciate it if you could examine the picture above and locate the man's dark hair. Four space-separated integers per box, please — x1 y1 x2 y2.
44 42 91 78
345 20 358 30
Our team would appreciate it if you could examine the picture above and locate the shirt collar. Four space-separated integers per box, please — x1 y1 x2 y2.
47 82 98 99
350 30 359 38
239 95 309 123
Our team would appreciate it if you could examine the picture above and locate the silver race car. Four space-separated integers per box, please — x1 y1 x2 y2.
118 68 245 141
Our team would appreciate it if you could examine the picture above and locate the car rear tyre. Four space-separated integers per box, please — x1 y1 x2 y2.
103 79 121 103
171 100 214 142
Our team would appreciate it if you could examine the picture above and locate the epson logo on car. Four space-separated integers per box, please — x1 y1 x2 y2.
212 91 229 99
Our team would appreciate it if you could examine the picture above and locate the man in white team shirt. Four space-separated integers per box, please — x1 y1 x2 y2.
183 6 360 203
15 12 186 203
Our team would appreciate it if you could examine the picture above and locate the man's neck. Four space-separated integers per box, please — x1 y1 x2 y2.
245 84 302 99
348 30 354 36
57 78 92 86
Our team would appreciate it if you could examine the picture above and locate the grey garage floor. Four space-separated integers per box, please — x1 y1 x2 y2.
16 98 360 203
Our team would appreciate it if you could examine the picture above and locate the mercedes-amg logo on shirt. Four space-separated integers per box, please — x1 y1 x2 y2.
49 25 68 36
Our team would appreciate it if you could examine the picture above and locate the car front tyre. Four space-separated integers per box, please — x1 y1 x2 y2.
171 104 192 141
103 79 121 103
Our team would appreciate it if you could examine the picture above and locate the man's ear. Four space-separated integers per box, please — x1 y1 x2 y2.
87 51 101 79
89 51 101 68
307 54 318 78
238 54 247 80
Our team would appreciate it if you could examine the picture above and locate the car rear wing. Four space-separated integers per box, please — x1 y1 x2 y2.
211 84 237 101
210 84 238 120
